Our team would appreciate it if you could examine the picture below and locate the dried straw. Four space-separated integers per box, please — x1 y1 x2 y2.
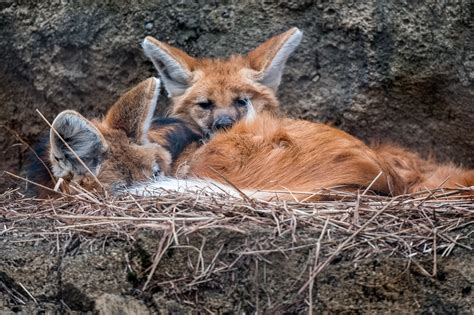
1 184 473 296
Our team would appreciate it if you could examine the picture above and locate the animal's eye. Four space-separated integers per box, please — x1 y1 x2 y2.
197 101 213 110
235 98 249 107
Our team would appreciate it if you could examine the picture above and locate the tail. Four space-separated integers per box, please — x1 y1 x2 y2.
373 144 473 194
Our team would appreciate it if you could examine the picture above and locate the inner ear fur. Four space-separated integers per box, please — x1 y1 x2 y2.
105 77 160 144
247 27 303 91
49 110 108 178
142 37 196 97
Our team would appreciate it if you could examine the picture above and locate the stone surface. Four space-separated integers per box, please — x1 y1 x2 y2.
1 226 472 313
0 1 473 190
95 293 151 315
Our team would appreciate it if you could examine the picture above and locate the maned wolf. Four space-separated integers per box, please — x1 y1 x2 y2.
142 28 302 137
27 78 473 200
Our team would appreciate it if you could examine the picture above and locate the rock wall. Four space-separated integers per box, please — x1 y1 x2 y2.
1 1 473 189
2 227 472 313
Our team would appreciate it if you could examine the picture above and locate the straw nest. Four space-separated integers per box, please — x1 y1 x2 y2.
1 183 472 297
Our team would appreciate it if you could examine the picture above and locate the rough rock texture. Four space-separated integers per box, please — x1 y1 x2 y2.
1 227 473 314
0 1 473 189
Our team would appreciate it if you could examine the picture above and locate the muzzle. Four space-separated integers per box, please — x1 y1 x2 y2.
212 115 235 130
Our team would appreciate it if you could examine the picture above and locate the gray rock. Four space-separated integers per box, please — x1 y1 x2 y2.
1 224 472 313
95 293 151 315
1 1 472 190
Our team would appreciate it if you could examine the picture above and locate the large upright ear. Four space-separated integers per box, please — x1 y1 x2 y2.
105 77 160 144
247 27 303 91
142 37 196 97
49 110 108 179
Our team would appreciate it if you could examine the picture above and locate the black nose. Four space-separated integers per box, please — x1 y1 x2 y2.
212 116 235 130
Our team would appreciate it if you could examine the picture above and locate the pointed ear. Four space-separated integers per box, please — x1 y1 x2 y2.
49 110 108 179
142 37 196 97
105 77 160 144
247 27 303 91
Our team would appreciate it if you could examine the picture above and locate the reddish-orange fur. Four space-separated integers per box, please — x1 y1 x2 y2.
167 115 472 199
175 115 400 196
142 28 302 133
372 144 474 192
35 78 171 197
34 24 473 200
35 77 472 200
170 56 279 125
140 28 473 199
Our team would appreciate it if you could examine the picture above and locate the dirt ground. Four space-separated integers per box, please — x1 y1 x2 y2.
1 213 472 314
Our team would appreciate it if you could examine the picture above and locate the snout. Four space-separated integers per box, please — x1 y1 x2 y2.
212 115 235 130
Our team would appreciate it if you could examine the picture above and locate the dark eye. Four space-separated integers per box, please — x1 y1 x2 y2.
197 101 213 110
235 98 248 107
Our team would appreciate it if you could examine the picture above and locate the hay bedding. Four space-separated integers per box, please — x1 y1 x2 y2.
1 183 472 298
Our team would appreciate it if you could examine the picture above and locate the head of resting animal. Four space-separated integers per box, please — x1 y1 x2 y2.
27 78 200 197
142 27 303 137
